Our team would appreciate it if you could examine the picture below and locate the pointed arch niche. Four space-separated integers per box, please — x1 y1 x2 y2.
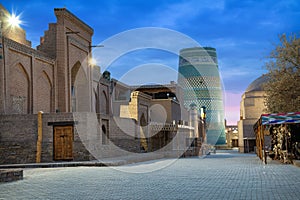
9 63 30 114
71 61 89 112
36 71 52 113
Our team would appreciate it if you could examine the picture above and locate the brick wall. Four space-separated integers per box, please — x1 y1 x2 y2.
37 23 57 58
110 117 137 139
1 38 55 115
0 114 38 164
109 116 143 153
0 113 95 164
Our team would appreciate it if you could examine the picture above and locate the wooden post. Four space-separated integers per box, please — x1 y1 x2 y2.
36 111 43 163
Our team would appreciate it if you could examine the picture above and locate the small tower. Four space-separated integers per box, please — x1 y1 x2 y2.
189 102 198 138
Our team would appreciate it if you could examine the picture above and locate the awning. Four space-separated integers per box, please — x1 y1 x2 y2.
261 112 300 125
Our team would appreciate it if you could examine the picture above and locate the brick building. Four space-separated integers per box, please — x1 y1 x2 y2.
0 5 205 164
0 5 95 114
238 75 268 153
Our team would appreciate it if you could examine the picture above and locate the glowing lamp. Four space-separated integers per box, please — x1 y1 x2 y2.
7 13 21 28
89 58 97 66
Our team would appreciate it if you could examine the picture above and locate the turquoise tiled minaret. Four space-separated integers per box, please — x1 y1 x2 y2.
178 47 225 145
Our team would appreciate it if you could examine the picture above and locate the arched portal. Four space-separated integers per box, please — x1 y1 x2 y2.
71 62 89 112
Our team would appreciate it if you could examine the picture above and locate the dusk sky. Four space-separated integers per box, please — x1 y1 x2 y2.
2 0 300 124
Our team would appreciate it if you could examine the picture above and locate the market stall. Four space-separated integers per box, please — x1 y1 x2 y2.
253 112 300 164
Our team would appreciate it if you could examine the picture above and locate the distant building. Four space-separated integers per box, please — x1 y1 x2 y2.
110 80 205 155
238 75 268 153
178 47 225 145
225 122 239 148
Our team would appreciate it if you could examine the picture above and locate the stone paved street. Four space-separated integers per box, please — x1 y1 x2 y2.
0 151 300 200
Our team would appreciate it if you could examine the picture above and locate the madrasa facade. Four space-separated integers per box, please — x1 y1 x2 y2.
0 5 206 164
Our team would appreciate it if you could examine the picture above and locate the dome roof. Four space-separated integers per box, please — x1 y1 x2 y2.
245 75 269 92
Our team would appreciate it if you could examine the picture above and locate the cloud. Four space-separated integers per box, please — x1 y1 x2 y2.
118 63 178 85
203 37 260 50
220 68 249 79
101 48 179 81
93 27 200 71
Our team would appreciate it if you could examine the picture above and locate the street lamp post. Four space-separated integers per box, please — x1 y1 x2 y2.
90 45 104 48
88 44 104 112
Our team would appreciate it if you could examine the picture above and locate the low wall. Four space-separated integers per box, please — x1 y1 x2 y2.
109 117 141 153
0 112 200 164
0 169 23 182
0 114 38 164
0 113 94 164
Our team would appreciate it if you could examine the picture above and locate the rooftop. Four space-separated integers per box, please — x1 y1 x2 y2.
245 74 269 93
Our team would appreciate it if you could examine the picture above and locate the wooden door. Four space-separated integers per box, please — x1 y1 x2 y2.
54 126 73 160
232 139 238 147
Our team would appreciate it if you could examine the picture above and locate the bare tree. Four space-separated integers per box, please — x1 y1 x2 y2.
264 33 300 113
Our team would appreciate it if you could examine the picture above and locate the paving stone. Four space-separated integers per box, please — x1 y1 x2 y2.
0 152 299 199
